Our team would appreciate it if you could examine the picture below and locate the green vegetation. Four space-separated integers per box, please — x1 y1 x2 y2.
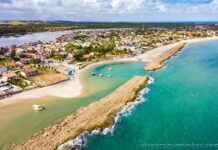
8 78 28 88
71 42 132 62
49 50 67 61
35 65 58 73
0 23 78 37
1 21 212 37
65 43 75 52
29 58 41 64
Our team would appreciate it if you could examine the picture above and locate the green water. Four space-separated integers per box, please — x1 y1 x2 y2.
1 40 218 150
85 41 218 150
0 62 146 149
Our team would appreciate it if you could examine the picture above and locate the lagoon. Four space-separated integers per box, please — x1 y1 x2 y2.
0 62 146 149
0 31 72 47
0 28 128 47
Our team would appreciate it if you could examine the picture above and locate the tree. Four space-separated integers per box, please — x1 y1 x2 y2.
49 50 55 58
30 58 41 64
65 43 75 52
0 47 8 55
10 49 16 59
73 53 84 61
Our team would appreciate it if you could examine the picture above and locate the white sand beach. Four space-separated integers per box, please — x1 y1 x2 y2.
0 77 82 106
1 36 218 104
139 36 218 61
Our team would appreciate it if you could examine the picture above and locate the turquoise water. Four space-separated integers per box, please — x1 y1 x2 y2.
84 40 218 150
1 40 218 149
0 62 146 149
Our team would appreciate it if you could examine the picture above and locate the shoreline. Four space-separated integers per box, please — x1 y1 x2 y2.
143 43 185 71
11 76 149 150
1 36 218 106
58 87 150 150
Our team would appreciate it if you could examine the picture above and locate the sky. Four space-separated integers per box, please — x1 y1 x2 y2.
0 0 218 22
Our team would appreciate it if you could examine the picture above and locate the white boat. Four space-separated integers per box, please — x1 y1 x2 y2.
99 73 104 77
108 68 113 71
32 104 45 111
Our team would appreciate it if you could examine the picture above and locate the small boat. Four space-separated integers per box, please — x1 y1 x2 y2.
108 68 113 71
99 73 104 77
91 73 96 76
32 105 45 111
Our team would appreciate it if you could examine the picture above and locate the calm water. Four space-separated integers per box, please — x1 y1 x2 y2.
0 31 72 47
0 28 126 47
0 62 146 149
85 40 218 150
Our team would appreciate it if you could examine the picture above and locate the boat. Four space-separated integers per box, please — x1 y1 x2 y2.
99 73 104 77
32 105 45 111
108 68 113 71
91 73 96 76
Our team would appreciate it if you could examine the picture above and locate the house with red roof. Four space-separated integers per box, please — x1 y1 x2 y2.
21 68 37 78
2 72 17 81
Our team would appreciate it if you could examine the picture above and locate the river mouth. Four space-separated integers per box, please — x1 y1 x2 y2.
1 40 218 150
0 61 146 149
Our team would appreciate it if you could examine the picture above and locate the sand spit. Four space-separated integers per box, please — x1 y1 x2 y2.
144 43 185 71
10 76 148 150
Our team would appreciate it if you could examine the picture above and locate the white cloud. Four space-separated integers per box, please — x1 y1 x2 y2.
0 0 217 21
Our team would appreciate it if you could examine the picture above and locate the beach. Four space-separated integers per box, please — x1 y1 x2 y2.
1 36 218 106
1 36 218 149
143 43 185 71
11 76 149 150
0 77 82 107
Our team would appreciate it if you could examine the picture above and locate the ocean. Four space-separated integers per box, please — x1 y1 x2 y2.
84 40 218 150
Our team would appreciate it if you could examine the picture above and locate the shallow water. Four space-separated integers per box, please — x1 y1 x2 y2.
85 40 218 150
0 62 146 149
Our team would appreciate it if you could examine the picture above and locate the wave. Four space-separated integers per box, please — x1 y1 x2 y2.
148 76 155 84
57 77 154 150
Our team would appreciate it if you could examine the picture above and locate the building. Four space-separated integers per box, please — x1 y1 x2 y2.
2 72 17 81
20 58 30 65
0 66 7 75
21 68 37 78
5 62 21 68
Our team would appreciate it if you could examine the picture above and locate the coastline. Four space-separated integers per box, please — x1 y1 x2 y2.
143 43 185 71
1 36 218 149
11 76 149 150
1 36 218 105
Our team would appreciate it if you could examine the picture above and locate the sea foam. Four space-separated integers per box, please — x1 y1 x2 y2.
57 77 154 150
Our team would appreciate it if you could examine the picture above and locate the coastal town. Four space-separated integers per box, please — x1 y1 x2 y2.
1 0 218 149
0 26 217 99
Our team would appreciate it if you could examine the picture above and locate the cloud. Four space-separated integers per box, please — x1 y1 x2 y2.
0 0 217 21
159 0 213 4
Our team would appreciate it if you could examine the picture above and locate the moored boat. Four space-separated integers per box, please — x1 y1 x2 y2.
32 105 45 111
99 73 104 77
108 68 113 71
